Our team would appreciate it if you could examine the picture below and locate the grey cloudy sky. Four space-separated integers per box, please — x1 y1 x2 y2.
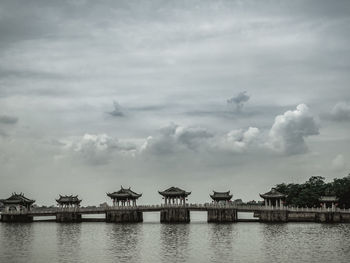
1 0 350 206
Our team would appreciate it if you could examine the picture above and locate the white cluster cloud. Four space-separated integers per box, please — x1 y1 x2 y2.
60 104 320 164
268 104 319 155
64 134 137 164
330 102 350 121
141 123 213 155
227 91 250 112
218 127 261 153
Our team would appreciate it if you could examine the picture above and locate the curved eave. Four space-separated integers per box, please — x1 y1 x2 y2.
259 194 286 199
159 191 191 197
2 200 35 205
210 194 233 200
213 191 230 195
108 193 142 199
56 199 82 203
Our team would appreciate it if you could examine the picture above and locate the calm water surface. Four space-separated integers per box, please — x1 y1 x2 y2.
1 213 350 263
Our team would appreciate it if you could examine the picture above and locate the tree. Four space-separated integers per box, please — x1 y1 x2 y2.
274 174 350 208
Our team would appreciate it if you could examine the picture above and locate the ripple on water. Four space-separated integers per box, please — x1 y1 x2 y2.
1 222 350 263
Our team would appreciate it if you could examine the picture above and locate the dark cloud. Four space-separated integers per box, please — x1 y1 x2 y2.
227 91 250 112
108 101 124 117
0 115 18 124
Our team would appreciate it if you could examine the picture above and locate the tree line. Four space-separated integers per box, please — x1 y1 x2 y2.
274 174 350 208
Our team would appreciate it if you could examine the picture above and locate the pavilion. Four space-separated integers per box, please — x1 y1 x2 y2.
260 188 286 209
210 191 233 204
0 193 35 212
319 196 338 209
159 186 191 206
56 195 82 208
107 186 142 206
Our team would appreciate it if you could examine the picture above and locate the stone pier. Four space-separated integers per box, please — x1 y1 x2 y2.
1 214 34 222
106 210 143 223
259 210 350 223
56 212 82 223
160 208 190 223
259 210 288 222
315 212 344 223
207 209 237 223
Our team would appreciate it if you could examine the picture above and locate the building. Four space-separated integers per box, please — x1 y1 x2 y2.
210 191 233 204
107 186 142 206
260 188 286 208
159 186 191 205
0 193 35 212
56 195 82 208
319 196 338 209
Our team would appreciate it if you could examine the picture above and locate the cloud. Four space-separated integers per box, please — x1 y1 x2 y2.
330 102 350 121
0 115 18 125
268 104 319 155
227 91 250 112
141 123 213 155
222 127 260 152
331 154 346 171
211 127 261 154
108 101 124 117
63 134 137 165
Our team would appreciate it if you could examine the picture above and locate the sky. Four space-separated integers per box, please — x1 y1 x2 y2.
0 0 350 206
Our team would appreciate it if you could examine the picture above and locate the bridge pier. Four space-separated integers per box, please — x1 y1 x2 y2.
207 209 237 223
1 214 33 223
160 208 190 223
315 212 343 223
259 210 288 222
106 210 143 223
56 212 82 223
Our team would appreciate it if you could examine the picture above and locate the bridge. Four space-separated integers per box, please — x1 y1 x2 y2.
1 203 350 223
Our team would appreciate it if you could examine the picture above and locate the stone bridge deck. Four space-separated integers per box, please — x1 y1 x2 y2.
1 204 350 217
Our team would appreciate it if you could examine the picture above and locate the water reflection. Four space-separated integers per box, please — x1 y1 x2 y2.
160 224 190 263
208 224 235 262
0 223 34 263
56 224 82 263
106 224 142 263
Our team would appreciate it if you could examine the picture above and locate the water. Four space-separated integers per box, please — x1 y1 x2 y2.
1 213 350 263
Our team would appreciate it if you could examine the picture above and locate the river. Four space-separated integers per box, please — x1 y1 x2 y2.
0 212 349 263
